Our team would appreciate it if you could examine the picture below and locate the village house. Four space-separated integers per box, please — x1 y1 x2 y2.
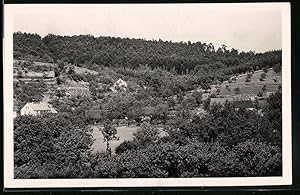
20 102 58 116
210 97 255 111
232 100 255 111
110 78 128 92
210 97 232 107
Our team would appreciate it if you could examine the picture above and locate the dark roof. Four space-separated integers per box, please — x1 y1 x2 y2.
232 100 254 108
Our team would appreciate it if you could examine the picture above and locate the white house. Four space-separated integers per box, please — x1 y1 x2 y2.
110 78 128 92
20 102 58 116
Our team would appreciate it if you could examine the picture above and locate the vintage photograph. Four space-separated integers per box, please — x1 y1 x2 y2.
4 3 291 188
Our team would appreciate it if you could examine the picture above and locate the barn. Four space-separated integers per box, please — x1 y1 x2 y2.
20 102 58 116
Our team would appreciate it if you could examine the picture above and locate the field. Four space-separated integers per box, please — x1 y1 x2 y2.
90 125 167 153
217 68 281 97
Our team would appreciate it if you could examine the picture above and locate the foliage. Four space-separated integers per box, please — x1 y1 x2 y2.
262 85 267 92
14 113 93 178
13 32 283 178
272 63 281 73
14 80 48 108
260 73 267 81
14 32 281 80
101 121 119 156
234 87 240 94
92 140 281 178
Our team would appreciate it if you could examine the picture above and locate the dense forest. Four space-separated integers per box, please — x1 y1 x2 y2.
13 32 281 80
13 32 282 178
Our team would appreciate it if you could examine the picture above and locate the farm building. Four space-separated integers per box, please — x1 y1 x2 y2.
22 71 55 79
232 94 256 101
210 97 232 107
110 79 128 92
210 97 255 111
20 102 58 116
232 100 255 110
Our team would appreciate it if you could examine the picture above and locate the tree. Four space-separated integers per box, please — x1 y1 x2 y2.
245 73 252 82
278 85 282 91
273 63 281 73
263 91 282 146
262 85 267 93
191 90 203 105
226 85 231 92
17 70 23 78
234 87 240 94
167 97 176 108
260 73 266 81
101 121 119 156
14 114 93 178
203 98 211 110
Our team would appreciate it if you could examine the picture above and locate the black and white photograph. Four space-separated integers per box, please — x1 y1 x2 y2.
4 3 291 188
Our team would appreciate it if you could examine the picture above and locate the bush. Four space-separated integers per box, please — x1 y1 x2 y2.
273 63 281 73
260 73 266 81
234 87 240 94
92 140 282 178
14 114 93 178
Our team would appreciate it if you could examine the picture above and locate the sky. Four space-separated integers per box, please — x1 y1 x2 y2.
6 3 285 53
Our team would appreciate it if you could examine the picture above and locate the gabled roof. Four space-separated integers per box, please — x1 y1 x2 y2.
210 97 232 106
26 102 57 112
25 71 55 78
232 94 255 101
232 100 254 108
115 78 127 85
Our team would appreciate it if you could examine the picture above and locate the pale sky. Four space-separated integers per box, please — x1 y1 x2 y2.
6 3 286 53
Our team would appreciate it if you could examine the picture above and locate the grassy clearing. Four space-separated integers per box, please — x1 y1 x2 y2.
91 125 139 153
90 125 166 153
218 69 281 97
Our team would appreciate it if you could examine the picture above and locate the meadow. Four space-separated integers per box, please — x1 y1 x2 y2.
218 68 281 97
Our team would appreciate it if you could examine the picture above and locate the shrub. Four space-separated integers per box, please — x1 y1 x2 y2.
273 63 281 73
234 87 240 94
262 85 267 92
257 91 263 97
260 73 266 81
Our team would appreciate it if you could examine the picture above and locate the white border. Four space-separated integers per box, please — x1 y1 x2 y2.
3 3 292 188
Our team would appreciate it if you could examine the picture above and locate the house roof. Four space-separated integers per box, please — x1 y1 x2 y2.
25 71 55 78
232 94 255 101
232 100 254 108
26 102 57 112
115 78 127 86
210 97 232 106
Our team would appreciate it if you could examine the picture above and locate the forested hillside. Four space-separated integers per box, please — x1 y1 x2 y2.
13 32 283 179
13 32 281 80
